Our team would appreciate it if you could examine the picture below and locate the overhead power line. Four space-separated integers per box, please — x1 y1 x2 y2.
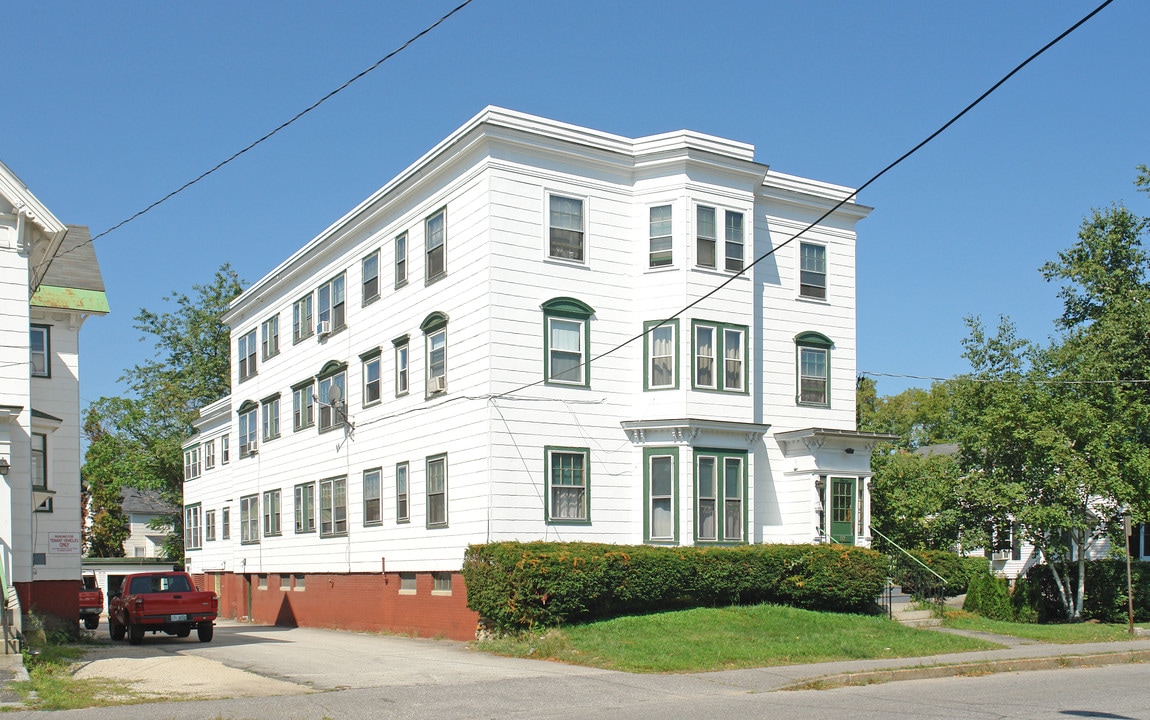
493 0 1116 400
33 0 477 276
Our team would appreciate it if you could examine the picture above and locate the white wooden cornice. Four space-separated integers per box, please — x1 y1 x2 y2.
775 427 898 455
621 418 771 447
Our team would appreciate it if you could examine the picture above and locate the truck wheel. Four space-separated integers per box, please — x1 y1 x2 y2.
84 616 99 630
128 622 144 645
110 621 125 641
197 623 214 642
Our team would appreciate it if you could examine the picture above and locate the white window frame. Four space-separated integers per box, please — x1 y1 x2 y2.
644 319 678 391
238 406 258 456
183 445 202 481
293 293 314 343
646 448 678 543
293 382 315 431
184 504 203 550
319 476 348 537
426 329 446 396
547 193 585 263
202 439 215 470
692 320 747 393
724 210 744 273
238 329 257 381
799 346 830 406
363 355 381 406
395 232 408 287
261 315 280 359
396 461 410 523
261 396 280 441
425 209 446 282
426 454 447 528
362 250 380 304
205 509 216 542
695 451 746 544
221 507 231 539
221 436 230 465
317 273 346 333
696 205 717 269
30 325 50 377
318 371 347 432
648 204 673 268
546 447 589 524
295 482 315 534
240 495 259 544
395 339 409 396
799 242 828 300
262 489 282 537
363 468 382 526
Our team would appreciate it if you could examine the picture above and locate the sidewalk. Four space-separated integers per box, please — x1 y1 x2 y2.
0 652 26 705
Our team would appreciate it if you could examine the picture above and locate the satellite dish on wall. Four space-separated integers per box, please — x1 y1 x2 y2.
327 384 343 405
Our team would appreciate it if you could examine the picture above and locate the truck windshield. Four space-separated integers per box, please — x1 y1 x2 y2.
129 575 193 594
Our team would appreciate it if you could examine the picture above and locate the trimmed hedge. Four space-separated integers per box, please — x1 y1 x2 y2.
963 571 1013 621
1023 560 1150 623
462 541 887 631
898 551 988 597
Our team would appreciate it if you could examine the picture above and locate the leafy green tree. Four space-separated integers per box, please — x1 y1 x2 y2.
82 265 244 562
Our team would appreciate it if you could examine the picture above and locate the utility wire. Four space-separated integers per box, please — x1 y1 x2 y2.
861 370 1150 386
491 0 1116 400
32 0 477 276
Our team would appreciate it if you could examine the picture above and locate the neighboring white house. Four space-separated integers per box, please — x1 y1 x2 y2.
181 107 890 639
0 159 108 639
119 487 175 559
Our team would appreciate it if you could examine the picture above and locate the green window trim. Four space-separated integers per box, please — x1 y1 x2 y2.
643 319 679 391
426 453 448 529
316 360 348 381
542 297 594 388
795 331 833 407
358 346 382 362
644 447 679 544
690 320 749 394
544 446 591 525
693 448 748 545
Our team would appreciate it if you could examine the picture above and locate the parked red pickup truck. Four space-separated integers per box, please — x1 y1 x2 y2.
108 571 218 645
79 573 103 630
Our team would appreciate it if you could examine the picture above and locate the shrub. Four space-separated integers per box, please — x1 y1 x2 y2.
962 571 1013 621
1023 560 1150 623
1009 576 1039 623
462 541 887 632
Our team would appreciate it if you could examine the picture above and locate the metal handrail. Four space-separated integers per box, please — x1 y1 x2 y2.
870 526 948 586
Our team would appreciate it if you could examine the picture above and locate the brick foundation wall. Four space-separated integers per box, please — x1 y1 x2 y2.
15 580 80 626
194 571 478 641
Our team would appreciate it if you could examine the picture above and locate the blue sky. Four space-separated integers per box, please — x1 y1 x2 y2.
5 1 1148 409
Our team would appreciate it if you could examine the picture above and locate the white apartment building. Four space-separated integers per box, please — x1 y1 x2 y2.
182 108 889 638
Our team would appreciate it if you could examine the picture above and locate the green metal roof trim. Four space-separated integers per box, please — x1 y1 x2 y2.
30 285 110 313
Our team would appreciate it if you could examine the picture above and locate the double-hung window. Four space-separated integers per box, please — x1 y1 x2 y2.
221 437 230 464
696 206 717 269
425 209 446 282
796 332 832 406
426 454 447 528
221 507 231 539
205 510 216 542
238 330 257 381
240 495 259 544
394 336 409 396
421 313 448 396
319 476 348 537
203 440 215 470
649 205 672 268
262 489 282 536
725 210 744 273
396 462 409 522
318 365 347 432
31 433 46 490
692 321 747 392
30 325 50 377
546 447 589 523
183 445 201 481
238 403 258 456
644 319 678 390
261 395 280 442
292 380 315 431
695 450 746 543
395 232 408 287
542 298 593 387
293 293 314 343
548 194 584 261
317 273 346 333
294 482 315 533
184 504 202 550
645 447 678 543
799 243 827 300
261 315 280 359
363 468 382 525
362 250 380 304
362 350 381 406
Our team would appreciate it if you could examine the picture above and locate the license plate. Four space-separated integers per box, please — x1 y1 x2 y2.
170 614 187 622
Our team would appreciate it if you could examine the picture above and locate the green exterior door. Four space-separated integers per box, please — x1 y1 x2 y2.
830 477 856 544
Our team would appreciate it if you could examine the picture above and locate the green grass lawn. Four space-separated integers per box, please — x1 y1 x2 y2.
942 611 1146 643
473 603 1000 673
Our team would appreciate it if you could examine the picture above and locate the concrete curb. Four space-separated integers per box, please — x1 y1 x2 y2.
781 649 1150 691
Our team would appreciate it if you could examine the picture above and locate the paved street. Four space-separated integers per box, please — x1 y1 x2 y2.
2 620 1150 719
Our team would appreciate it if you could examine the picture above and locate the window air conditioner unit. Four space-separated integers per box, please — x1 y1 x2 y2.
244 440 258 456
991 550 1010 561
431 375 446 392
316 321 331 337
